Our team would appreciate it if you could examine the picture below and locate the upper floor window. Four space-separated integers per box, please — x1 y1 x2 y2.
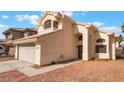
44 20 51 29
53 21 58 28
96 38 105 43
28 32 33 36
7 34 12 40
79 35 82 41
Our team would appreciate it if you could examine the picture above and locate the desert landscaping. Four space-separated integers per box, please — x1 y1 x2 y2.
22 59 124 82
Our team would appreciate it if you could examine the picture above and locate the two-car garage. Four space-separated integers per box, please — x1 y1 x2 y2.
18 44 35 64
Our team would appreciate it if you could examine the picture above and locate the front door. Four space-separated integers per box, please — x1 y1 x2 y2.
78 45 82 59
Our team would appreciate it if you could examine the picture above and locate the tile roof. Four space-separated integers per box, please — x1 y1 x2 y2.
3 28 37 34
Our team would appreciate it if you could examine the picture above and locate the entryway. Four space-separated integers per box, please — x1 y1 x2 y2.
78 45 82 59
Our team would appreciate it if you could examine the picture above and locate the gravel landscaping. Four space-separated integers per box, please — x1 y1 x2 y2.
22 59 124 82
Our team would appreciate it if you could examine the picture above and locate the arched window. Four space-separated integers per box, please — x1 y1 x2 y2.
96 38 106 53
96 38 105 43
44 20 51 29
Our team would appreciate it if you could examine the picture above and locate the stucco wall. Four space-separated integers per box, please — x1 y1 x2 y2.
87 27 95 59
62 20 78 60
74 25 87 34
109 36 116 59
38 31 66 65
38 28 78 65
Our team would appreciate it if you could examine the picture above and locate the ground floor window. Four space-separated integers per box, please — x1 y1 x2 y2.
95 45 106 53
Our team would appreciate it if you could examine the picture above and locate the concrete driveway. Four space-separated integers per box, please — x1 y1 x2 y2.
0 60 33 73
0 59 81 78
0 60 33 81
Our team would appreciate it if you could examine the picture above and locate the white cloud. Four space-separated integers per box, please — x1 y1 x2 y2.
60 11 74 17
0 24 8 30
100 26 121 35
0 24 9 39
88 21 104 27
2 15 9 19
16 14 40 25
87 21 121 35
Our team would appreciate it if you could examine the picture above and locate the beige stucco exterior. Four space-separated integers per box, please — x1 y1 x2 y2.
13 12 116 65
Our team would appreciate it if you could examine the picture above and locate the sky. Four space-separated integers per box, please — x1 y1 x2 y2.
0 11 124 39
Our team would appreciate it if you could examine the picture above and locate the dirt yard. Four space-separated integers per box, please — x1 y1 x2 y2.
22 59 124 82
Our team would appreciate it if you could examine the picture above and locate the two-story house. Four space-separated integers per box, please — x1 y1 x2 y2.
13 12 116 66
3 28 37 56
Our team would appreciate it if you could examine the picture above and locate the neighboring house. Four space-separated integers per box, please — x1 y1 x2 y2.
116 45 124 58
0 39 7 55
115 35 124 58
3 28 37 56
13 12 116 66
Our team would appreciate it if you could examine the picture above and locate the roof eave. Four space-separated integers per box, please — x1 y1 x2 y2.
13 37 37 45
2 30 10 35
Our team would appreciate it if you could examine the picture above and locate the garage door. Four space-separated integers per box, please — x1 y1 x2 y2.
18 44 35 64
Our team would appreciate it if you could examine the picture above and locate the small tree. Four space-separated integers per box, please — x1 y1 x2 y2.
121 22 124 32
116 35 123 46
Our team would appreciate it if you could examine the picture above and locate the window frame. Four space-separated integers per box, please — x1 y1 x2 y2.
95 45 107 53
44 20 52 29
96 38 105 43
53 21 58 29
